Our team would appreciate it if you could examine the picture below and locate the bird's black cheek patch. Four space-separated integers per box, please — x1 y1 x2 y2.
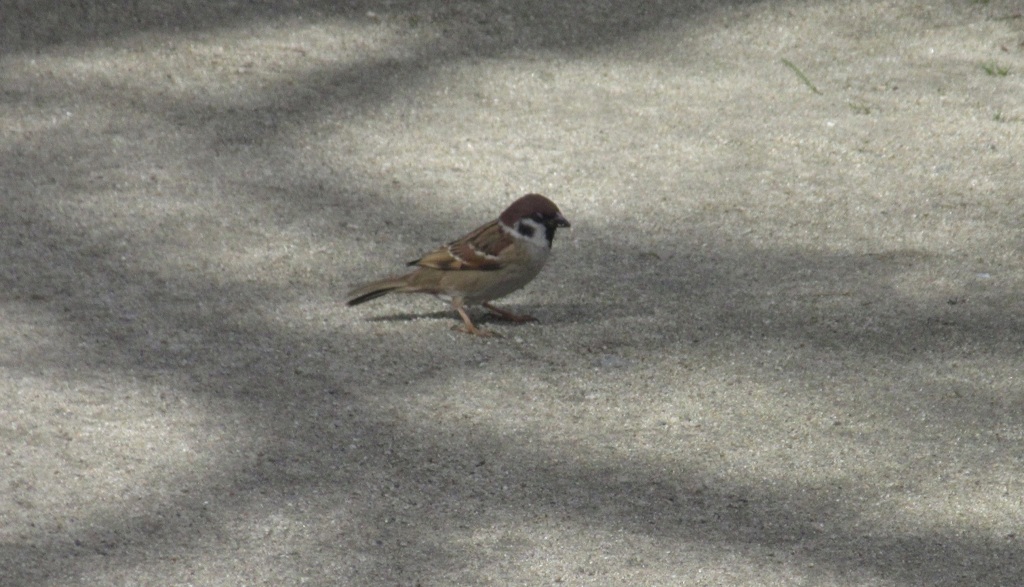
516 222 536 238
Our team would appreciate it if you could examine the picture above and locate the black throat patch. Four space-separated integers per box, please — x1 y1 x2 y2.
544 224 556 245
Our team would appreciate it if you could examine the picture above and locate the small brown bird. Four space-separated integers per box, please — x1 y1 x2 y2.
346 193 570 336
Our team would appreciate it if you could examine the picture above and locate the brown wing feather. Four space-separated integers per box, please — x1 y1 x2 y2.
409 220 512 271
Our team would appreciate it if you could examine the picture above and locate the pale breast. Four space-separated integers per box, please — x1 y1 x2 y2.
454 240 551 305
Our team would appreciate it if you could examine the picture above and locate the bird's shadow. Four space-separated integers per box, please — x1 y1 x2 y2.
366 310 454 323
364 308 554 326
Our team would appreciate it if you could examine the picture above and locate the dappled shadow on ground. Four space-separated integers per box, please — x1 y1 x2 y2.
2 0 718 54
4 146 1021 585
2 1 1022 585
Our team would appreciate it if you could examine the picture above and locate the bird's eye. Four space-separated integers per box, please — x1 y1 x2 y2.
532 212 545 221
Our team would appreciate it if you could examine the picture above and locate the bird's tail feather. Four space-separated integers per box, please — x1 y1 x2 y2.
345 277 410 306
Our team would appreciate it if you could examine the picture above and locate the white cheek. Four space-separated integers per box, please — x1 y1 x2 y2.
516 218 552 249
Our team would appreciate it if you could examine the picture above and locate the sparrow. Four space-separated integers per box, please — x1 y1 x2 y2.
346 193 570 336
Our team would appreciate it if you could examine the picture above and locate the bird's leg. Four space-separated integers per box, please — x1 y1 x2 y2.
483 302 537 323
452 300 496 336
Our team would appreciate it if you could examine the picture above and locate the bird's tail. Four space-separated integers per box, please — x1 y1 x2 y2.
345 276 410 306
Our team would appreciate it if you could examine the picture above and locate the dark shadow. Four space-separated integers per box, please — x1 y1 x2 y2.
365 308 549 326
2 0 731 55
3 148 1022 586
366 310 456 323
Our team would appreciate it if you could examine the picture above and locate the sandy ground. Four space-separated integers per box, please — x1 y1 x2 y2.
2 1 1023 585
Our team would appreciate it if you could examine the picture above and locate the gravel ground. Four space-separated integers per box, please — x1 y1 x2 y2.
2 1 1023 585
